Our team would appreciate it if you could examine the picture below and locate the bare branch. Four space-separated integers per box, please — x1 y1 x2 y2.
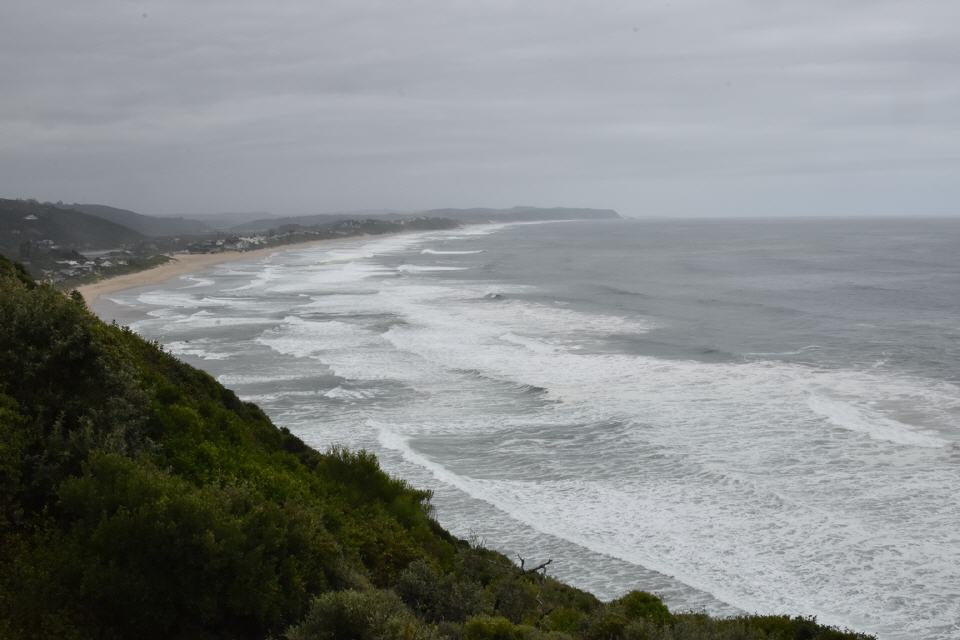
523 558 552 575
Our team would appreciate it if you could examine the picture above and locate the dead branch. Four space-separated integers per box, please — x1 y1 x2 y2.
524 558 552 575
517 554 552 575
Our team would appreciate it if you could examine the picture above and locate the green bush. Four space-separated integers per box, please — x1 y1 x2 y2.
584 609 630 640
464 615 533 640
542 607 587 634
491 577 543 624
284 589 428 640
612 592 671 626
397 558 485 623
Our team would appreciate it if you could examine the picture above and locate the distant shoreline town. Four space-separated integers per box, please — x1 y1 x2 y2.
0 198 619 288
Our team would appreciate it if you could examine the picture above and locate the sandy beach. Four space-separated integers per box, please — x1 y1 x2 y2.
75 237 346 307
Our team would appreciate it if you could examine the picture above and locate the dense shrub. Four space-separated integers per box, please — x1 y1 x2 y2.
612 591 672 626
397 558 485 623
464 615 536 640
542 607 587 634
0 256 455 638
284 589 429 640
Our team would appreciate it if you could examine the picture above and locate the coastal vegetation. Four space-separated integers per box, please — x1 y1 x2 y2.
0 254 873 640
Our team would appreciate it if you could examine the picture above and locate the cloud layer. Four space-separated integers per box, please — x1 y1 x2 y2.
2 1 958 216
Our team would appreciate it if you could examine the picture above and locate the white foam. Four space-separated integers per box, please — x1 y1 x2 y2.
179 274 215 289
137 290 266 311
217 373 310 385
378 424 479 490
363 282 952 449
167 311 276 329
255 316 378 358
101 295 136 307
421 249 484 255
442 223 513 237
137 291 209 309
397 264 468 273
223 263 278 291
147 307 181 318
807 393 947 448
321 347 450 384
165 340 233 360
745 345 823 357
266 262 394 293
324 385 377 401
498 332 560 354
241 389 328 403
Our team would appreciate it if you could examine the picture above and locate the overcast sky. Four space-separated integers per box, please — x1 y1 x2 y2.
1 1 958 218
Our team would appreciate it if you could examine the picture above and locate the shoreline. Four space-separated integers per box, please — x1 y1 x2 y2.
75 237 350 308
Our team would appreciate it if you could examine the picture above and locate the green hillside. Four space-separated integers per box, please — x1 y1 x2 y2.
65 203 212 237
0 199 145 256
0 255 872 640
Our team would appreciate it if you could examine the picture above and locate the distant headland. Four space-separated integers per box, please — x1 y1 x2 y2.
0 197 620 288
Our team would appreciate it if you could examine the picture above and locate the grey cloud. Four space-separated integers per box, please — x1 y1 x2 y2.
1 0 958 217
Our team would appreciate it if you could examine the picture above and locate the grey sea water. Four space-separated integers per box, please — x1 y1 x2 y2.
95 218 960 640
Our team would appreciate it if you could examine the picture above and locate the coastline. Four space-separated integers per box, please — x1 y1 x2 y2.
75 237 349 308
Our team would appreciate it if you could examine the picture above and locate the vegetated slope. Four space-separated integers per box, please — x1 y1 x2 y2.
230 211 408 233
0 255 872 640
0 199 145 255
66 203 212 236
186 211 279 231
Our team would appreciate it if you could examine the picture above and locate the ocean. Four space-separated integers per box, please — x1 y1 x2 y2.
94 217 960 640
